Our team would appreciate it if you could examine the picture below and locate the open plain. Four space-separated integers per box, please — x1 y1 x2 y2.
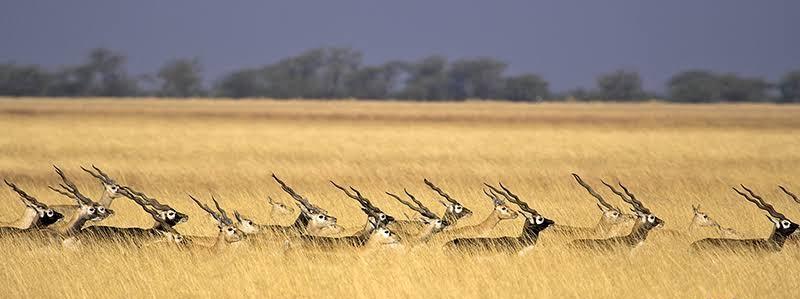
0 98 799 298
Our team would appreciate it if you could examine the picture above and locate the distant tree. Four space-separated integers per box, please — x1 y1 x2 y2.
316 47 363 98
399 55 449 101
214 69 264 98
502 74 549 101
778 70 800 103
261 48 326 98
344 61 405 99
717 73 770 102
595 69 644 101
667 70 720 103
0 63 51 96
157 58 204 97
47 48 139 97
447 57 507 100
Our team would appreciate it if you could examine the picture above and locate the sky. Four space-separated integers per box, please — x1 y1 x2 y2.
0 0 797 91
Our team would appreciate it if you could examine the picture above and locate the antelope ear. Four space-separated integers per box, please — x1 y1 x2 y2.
367 216 378 227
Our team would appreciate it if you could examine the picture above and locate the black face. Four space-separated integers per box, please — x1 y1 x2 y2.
453 204 472 219
524 214 555 234
36 209 64 227
640 214 664 230
775 218 799 237
163 209 189 226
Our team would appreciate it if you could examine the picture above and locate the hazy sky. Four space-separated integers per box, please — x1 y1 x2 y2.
1 1 797 91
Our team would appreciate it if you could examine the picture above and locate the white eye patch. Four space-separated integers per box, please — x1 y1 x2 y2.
167 211 176 219
98 207 106 214
534 216 544 225
782 220 792 229
647 215 655 223
454 206 463 213
380 214 387 220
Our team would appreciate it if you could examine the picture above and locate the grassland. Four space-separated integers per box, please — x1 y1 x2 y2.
0 98 799 298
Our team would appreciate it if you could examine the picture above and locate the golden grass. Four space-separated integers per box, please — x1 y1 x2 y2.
0 98 799 298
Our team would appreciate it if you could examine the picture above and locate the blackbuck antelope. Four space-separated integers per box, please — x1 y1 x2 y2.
548 174 637 239
79 186 189 246
690 186 799 254
189 195 245 252
443 183 554 255
49 165 124 221
231 174 338 241
386 189 450 245
1 180 64 233
286 184 399 251
779 186 800 245
435 186 517 240
567 181 663 252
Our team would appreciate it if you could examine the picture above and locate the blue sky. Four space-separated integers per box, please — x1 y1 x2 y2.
1 0 797 91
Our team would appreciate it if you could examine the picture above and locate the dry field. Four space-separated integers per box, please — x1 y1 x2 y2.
0 98 799 298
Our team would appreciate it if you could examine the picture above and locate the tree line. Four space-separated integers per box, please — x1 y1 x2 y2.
1 47 798 103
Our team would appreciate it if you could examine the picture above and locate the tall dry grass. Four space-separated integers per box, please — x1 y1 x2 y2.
0 98 798 298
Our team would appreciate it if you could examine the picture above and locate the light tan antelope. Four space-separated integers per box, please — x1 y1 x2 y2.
49 165 124 222
1 180 65 233
386 189 450 245
567 181 664 252
691 186 798 254
443 183 554 255
436 186 517 239
547 174 637 239
686 204 739 238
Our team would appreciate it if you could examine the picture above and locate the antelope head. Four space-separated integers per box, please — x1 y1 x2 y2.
233 210 259 234
690 204 721 228
483 188 518 220
122 186 189 227
331 181 396 227
365 216 402 246
298 202 339 231
613 182 663 230
424 178 472 221
388 189 450 233
491 182 554 234
81 165 124 200
190 194 245 244
4 179 64 227
267 196 296 216
272 174 339 232
51 165 114 222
